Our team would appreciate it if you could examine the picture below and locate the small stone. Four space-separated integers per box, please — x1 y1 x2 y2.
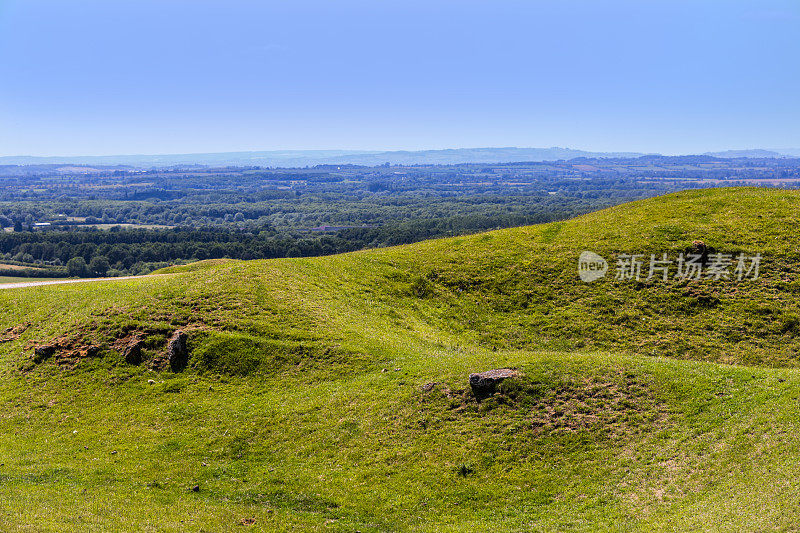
122 338 145 365
111 450 117 455
167 330 189 372
83 345 101 358
421 382 437 392
191 485 200 492
148 379 155 384
469 368 520 400
33 344 57 363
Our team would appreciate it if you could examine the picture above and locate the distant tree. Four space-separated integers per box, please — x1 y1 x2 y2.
367 181 390 192
13 220 22 232
89 256 110 277
66 257 89 277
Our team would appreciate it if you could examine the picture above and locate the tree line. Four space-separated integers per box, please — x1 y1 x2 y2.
0 211 565 277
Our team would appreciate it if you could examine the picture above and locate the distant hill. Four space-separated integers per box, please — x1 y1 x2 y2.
703 148 800 158
772 148 800 157
704 149 788 158
7 147 800 168
0 147 650 168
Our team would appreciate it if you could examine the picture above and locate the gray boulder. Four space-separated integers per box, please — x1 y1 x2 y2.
469 368 519 400
33 344 57 363
122 338 144 365
167 330 189 372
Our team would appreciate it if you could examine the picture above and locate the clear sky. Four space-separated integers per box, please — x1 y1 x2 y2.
1 0 798 156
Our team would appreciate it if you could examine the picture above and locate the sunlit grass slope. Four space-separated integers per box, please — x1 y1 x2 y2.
1 188 799 531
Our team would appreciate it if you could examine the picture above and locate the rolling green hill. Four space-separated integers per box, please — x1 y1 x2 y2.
1 188 800 531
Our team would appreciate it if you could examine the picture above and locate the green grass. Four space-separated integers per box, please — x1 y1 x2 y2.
0 276 72 284
1 187 800 531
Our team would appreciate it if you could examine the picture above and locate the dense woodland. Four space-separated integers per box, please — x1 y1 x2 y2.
1 156 798 277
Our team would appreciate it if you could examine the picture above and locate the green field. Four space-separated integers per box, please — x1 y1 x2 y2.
1 188 799 531
0 276 71 284
0 276 37 284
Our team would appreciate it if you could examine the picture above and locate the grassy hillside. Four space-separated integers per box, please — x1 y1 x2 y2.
1 188 800 531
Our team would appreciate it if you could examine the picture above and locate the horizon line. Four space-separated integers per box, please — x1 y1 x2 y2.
1 146 798 160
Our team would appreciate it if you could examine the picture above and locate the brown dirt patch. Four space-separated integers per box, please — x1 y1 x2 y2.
527 373 666 436
0 263 46 272
0 322 30 343
420 369 667 439
26 311 210 370
28 333 102 368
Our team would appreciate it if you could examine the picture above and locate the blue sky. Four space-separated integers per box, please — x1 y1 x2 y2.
1 0 798 156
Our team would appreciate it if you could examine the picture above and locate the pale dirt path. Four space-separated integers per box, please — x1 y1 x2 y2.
0 275 160 290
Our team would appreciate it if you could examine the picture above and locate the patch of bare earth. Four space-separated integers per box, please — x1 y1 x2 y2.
528 372 667 437
0 322 30 343
0 263 46 271
420 369 668 439
25 308 209 370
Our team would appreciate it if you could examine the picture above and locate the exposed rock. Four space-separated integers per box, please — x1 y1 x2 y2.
31 337 100 368
122 338 144 365
469 368 520 400
80 345 101 358
421 382 437 392
685 240 717 265
167 330 189 372
33 344 57 363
